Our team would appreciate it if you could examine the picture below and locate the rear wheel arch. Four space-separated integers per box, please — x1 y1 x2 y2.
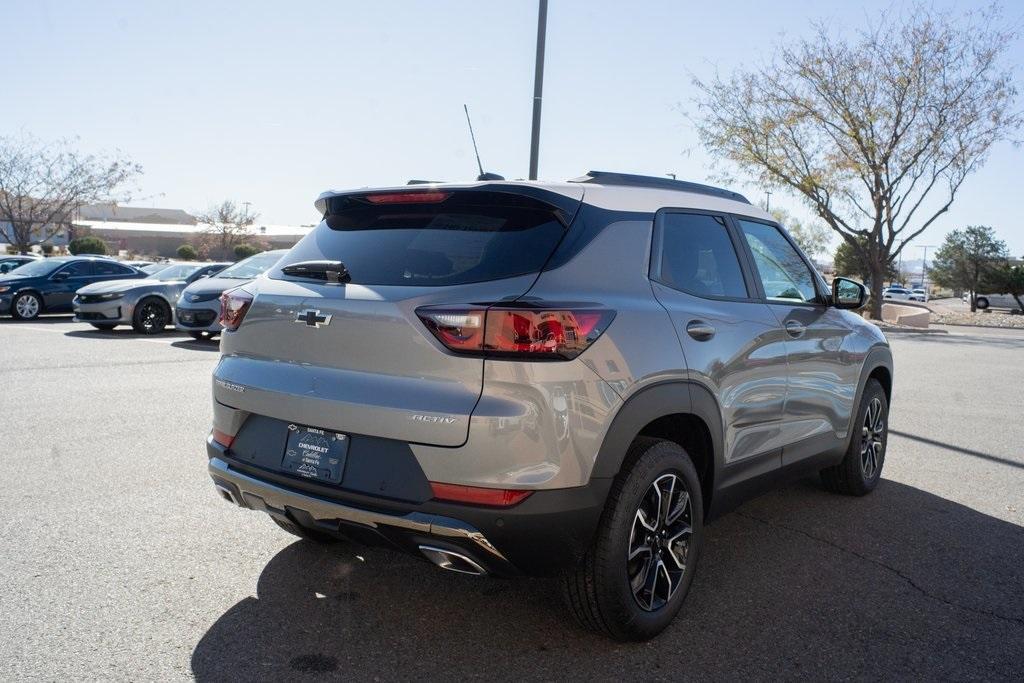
592 381 723 517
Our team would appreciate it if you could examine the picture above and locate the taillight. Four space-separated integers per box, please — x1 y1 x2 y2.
430 481 533 507
417 308 487 353
364 191 451 204
219 288 253 331
416 305 614 360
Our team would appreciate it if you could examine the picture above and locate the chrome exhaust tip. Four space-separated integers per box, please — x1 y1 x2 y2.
419 545 487 576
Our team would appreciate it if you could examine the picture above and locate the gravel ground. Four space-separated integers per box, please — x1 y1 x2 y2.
930 311 1024 328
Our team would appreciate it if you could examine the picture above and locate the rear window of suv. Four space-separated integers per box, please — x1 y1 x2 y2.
309 190 567 286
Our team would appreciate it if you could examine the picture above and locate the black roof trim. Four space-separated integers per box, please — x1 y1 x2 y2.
569 171 750 204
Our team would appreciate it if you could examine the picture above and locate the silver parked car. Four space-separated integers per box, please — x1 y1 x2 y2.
205 172 893 641
73 262 230 333
174 250 288 339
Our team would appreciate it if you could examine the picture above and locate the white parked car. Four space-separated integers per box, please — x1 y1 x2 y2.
882 286 923 302
911 288 928 302
968 291 1021 311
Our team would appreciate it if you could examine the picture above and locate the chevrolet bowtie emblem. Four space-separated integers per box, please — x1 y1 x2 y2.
296 309 332 328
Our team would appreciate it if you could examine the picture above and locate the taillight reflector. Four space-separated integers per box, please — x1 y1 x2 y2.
416 305 614 360
365 191 451 204
211 429 235 448
430 482 533 507
219 288 253 331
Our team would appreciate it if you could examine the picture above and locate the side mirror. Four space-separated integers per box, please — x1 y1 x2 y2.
52 271 70 282
832 277 867 310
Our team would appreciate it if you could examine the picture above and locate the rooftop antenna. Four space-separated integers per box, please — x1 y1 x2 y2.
463 104 504 181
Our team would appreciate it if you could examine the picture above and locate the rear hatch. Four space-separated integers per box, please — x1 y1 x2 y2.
216 186 583 447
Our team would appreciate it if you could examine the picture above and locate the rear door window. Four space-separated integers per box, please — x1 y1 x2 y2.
295 191 568 286
95 261 136 276
653 212 749 299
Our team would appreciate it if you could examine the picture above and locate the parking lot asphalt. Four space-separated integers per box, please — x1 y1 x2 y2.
1 317 1022 681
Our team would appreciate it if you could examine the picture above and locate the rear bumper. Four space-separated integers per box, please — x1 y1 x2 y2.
206 438 611 576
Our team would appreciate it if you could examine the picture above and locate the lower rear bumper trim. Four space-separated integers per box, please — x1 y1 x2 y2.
208 456 509 565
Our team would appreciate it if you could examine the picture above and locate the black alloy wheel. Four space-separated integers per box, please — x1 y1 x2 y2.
627 473 693 611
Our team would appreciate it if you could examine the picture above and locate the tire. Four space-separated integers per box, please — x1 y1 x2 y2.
821 378 889 496
132 297 171 334
271 516 337 543
975 297 989 310
562 437 703 641
90 323 117 331
11 291 43 320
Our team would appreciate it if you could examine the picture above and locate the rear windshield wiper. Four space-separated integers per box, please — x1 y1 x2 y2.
281 260 351 284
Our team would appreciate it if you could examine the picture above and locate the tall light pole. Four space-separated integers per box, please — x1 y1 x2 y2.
528 0 548 180
765 190 772 212
919 244 936 286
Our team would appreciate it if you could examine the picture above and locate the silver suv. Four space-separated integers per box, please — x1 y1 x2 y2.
206 172 893 641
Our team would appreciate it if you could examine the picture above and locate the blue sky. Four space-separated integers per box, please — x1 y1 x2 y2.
4 0 1023 255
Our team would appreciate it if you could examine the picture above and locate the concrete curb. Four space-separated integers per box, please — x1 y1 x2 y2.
929 321 1024 331
878 326 949 335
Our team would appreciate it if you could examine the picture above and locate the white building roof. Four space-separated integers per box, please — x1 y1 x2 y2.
76 219 314 238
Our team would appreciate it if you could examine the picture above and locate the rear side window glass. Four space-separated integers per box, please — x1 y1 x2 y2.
307 191 566 286
95 261 134 276
737 220 820 303
655 213 748 298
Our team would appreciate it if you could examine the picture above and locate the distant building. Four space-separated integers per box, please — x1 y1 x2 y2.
74 218 312 258
78 203 197 226
3 203 313 257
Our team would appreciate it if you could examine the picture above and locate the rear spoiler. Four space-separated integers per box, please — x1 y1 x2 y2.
314 183 584 223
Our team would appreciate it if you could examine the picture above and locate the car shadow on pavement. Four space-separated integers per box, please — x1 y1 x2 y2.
190 479 1024 680
170 339 220 352
63 328 184 340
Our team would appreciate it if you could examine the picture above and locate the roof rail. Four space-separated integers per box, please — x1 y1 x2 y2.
569 171 750 204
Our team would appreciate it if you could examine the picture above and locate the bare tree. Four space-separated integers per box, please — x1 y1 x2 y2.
0 134 141 253
195 200 258 260
692 4 1021 317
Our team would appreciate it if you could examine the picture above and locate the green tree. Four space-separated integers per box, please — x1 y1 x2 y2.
980 263 1024 312
692 4 1022 318
929 226 1008 312
769 207 831 260
232 243 261 259
176 244 198 261
834 238 897 284
68 235 108 255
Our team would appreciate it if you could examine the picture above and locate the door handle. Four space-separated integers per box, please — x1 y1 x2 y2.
686 320 716 341
785 320 807 338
